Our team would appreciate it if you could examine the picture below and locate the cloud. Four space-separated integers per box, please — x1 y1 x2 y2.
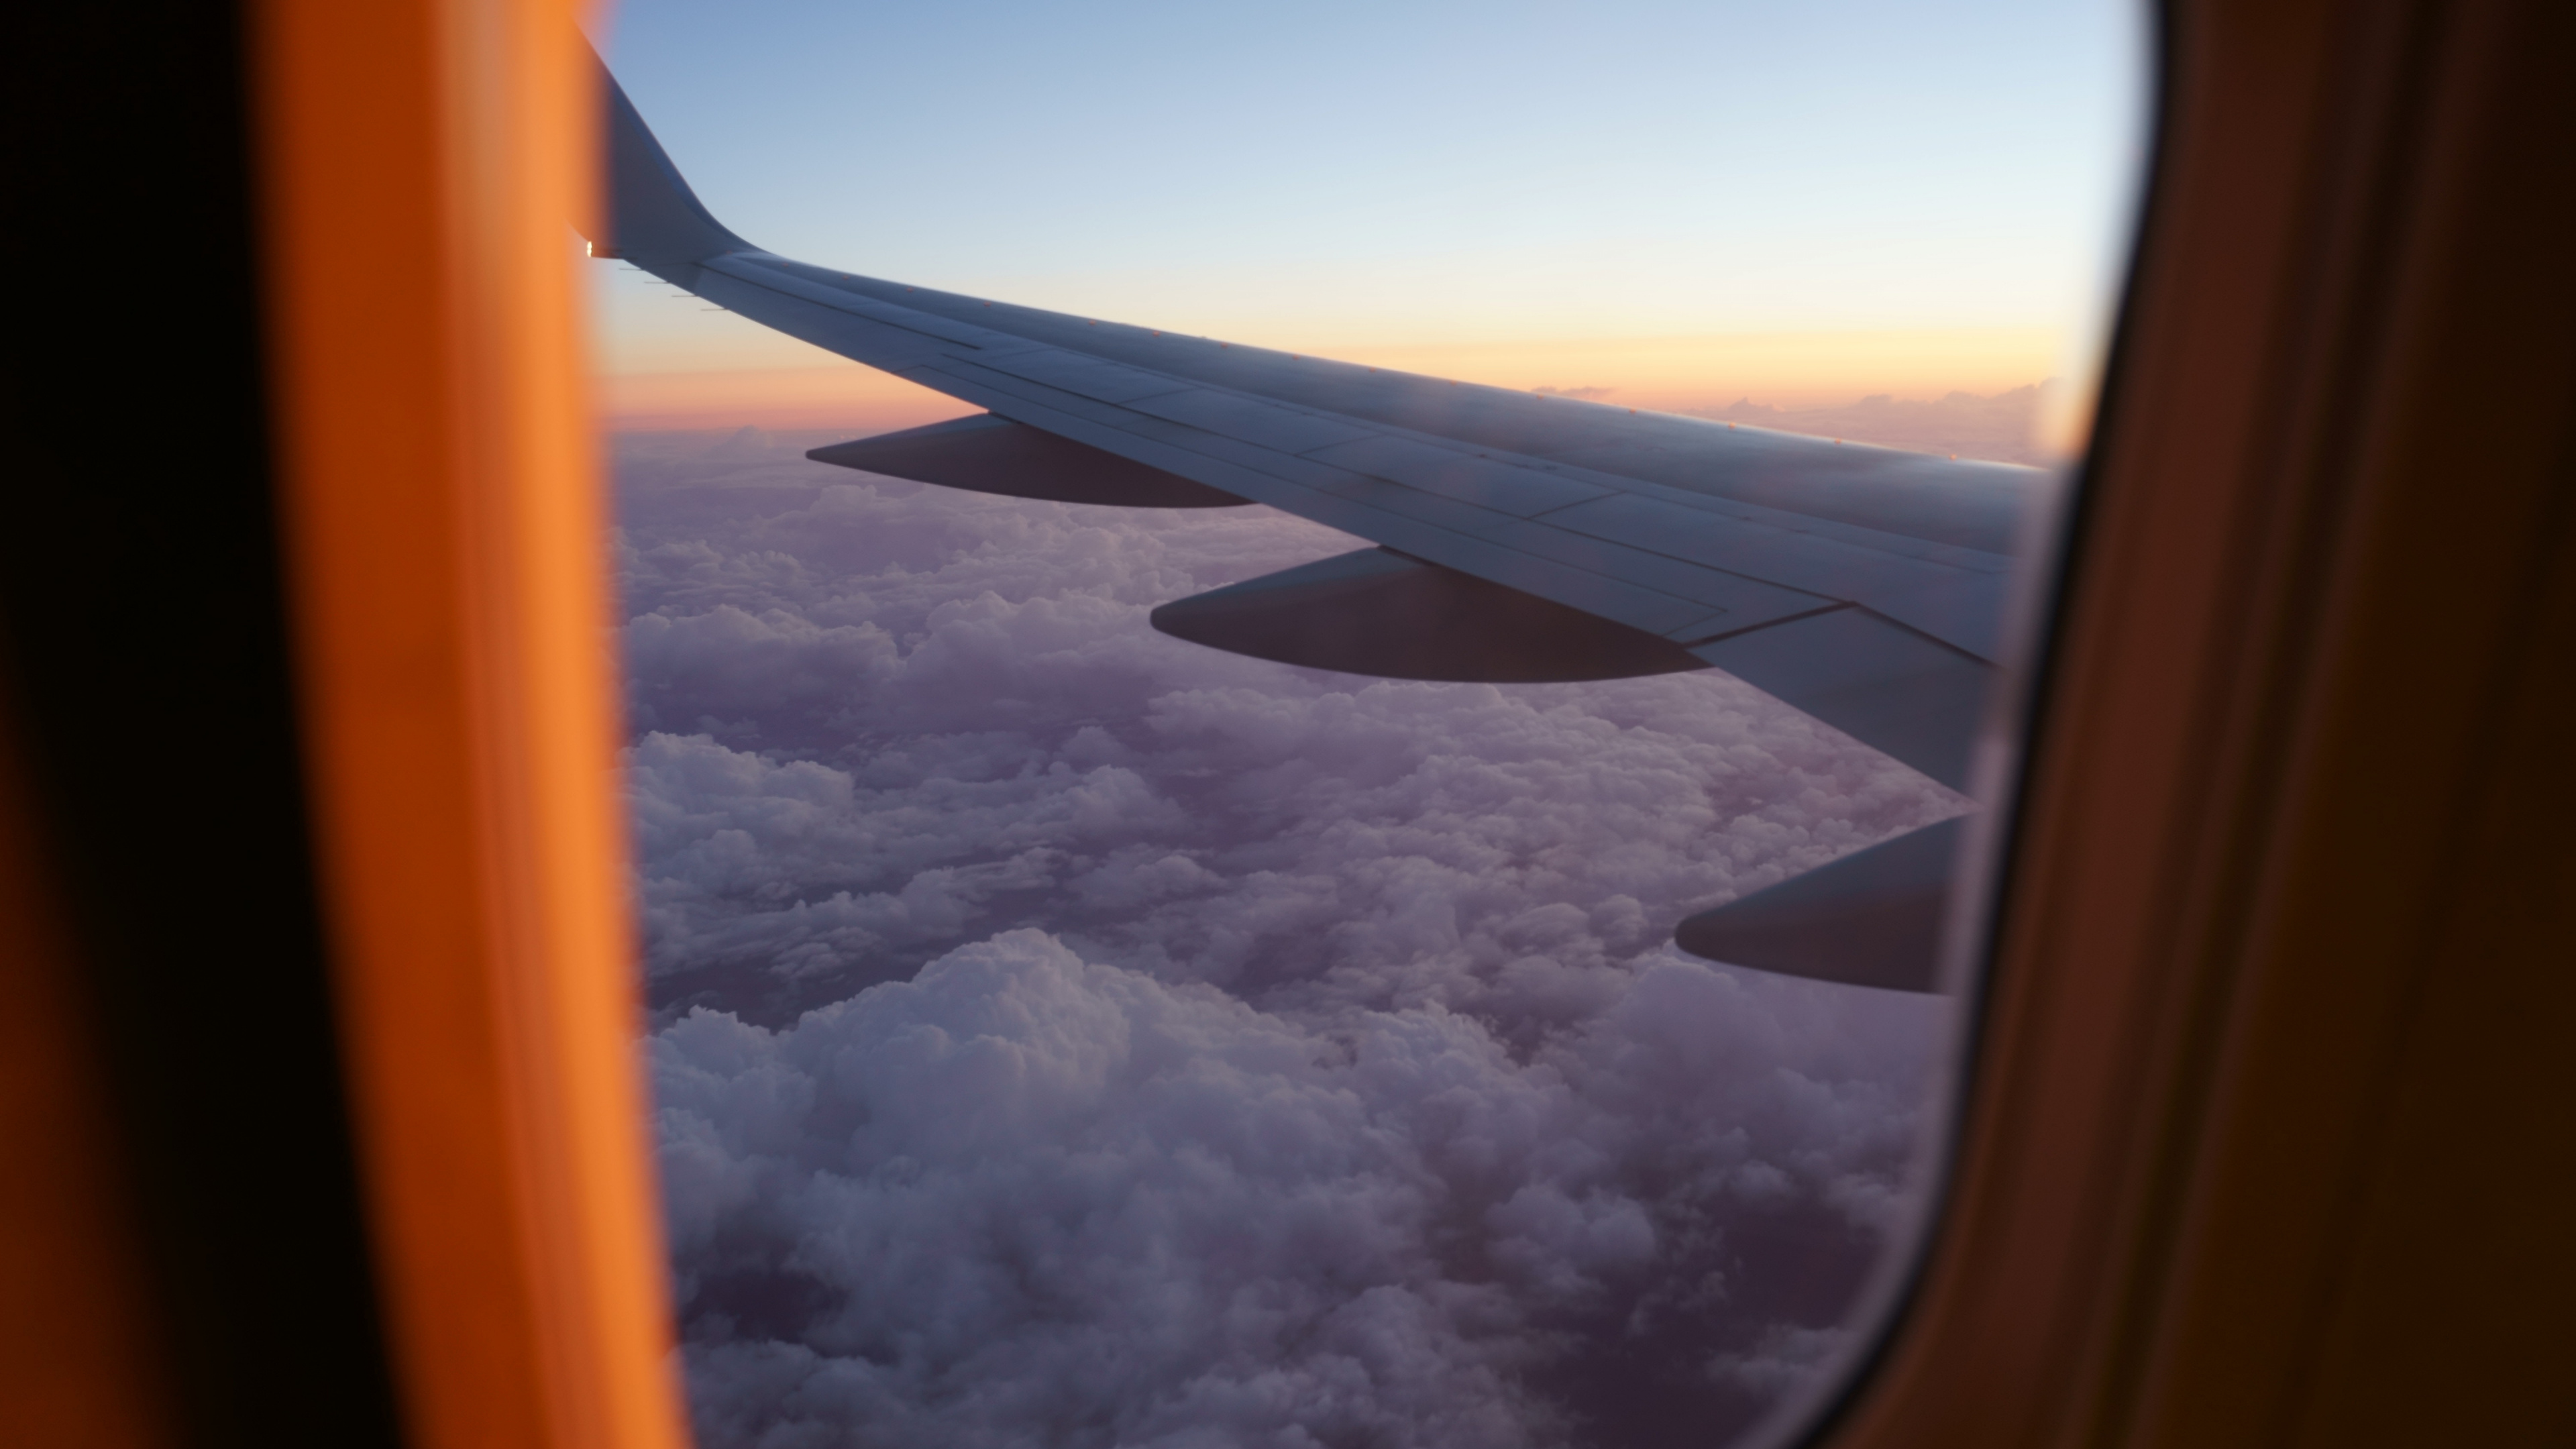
613 430 1966 1446
1689 385 2051 465
657 930 1938 1449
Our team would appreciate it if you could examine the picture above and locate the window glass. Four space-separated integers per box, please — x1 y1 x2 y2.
593 3 2145 1445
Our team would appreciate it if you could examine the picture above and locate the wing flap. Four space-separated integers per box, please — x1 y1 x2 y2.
1542 492 2011 657
1690 609 1992 790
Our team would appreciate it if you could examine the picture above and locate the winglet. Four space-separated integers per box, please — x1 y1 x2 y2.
586 52 754 266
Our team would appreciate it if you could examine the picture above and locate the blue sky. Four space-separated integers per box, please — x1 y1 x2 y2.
590 0 2144 421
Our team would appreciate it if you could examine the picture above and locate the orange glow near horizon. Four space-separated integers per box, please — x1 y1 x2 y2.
598 327 2063 434
600 365 977 433
1332 328 2061 413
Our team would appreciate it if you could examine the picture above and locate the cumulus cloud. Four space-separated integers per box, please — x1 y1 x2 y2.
657 931 1936 1449
613 430 1966 1446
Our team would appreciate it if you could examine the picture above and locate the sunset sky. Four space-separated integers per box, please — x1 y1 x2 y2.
589 0 2143 434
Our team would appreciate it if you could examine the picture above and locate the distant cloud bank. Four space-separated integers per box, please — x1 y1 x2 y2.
1691 385 2051 466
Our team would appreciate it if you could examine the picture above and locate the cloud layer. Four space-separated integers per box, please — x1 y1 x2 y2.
1692 386 2048 465
617 429 1964 1447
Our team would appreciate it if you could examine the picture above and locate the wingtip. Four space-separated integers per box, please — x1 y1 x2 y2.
588 48 756 267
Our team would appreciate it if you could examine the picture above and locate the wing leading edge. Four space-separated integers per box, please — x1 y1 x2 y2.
592 58 2045 991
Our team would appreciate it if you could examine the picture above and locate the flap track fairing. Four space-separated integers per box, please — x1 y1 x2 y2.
1150 547 1707 683
1672 815 1964 991
808 415 1247 508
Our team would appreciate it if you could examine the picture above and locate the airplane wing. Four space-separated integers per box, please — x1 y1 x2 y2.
593 62 2045 992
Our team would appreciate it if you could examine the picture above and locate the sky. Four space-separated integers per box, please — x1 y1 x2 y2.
588 0 2145 431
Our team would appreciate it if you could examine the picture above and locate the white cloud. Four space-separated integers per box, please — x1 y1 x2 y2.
613 433 1966 1446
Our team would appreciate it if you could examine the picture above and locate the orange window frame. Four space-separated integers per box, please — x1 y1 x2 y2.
252 3 684 1448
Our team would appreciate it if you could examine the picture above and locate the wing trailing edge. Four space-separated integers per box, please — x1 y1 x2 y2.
1691 610 1990 793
